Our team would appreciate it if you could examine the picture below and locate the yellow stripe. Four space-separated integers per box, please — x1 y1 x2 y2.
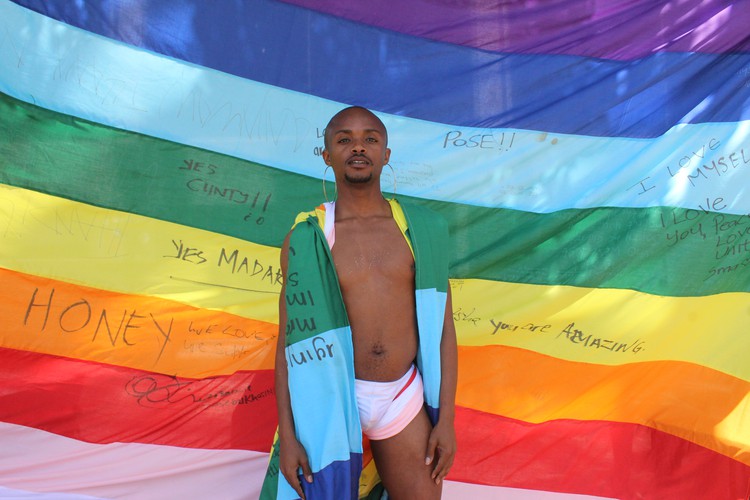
5 183 748 382
450 278 750 382
388 198 415 257
358 457 381 499
0 184 280 324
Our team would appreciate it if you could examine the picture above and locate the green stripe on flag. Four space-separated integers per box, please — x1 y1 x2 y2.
2 92 747 297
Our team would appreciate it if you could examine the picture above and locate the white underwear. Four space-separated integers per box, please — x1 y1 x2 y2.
355 364 424 440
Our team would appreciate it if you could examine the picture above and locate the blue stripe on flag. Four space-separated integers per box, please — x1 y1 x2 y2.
10 0 750 138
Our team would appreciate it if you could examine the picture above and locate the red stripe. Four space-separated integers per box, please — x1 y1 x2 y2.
450 406 750 499
5 345 748 497
0 347 276 451
393 365 417 401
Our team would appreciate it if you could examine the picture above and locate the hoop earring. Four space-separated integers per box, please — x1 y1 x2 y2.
383 163 397 198
323 165 337 203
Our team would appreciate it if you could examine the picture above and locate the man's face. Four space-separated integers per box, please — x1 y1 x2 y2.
322 109 391 185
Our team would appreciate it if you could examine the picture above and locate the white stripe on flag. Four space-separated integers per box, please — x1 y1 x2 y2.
0 422 268 500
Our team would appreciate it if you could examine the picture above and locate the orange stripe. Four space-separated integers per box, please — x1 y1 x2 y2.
0 267 277 377
457 344 750 466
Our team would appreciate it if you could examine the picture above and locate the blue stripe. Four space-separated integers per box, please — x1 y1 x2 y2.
11 0 750 138
286 328 362 473
415 289 446 412
299 454 362 500
3 3 750 217
425 405 439 426
275 453 362 500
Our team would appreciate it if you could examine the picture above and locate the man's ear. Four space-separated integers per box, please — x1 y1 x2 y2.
384 147 391 164
321 149 330 165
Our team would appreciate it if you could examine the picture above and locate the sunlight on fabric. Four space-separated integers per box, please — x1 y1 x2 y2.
692 5 733 50
682 94 714 123
725 119 750 152
714 389 750 460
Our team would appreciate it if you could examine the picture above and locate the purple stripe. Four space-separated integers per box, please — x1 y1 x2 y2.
280 0 750 60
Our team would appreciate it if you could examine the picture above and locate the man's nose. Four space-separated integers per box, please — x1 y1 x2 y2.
351 140 366 152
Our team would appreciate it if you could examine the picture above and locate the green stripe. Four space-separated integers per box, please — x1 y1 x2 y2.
428 198 750 297
0 91 311 249
400 201 450 292
259 439 280 500
1 92 747 297
285 220 349 344
361 483 385 500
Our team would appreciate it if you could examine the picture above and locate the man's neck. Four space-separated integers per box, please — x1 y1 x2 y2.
334 187 391 220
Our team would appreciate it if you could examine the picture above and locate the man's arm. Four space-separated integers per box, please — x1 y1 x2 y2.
425 284 458 484
275 232 313 498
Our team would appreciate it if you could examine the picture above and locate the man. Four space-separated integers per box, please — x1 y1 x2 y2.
263 106 457 499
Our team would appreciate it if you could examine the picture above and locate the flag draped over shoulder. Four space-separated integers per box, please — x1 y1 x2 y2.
0 1 748 499
261 200 448 499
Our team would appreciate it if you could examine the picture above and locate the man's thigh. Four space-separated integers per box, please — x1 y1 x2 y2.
369 407 442 500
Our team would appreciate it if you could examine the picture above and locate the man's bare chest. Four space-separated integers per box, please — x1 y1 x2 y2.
331 220 414 282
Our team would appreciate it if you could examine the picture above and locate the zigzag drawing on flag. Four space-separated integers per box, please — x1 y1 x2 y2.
0 0 749 499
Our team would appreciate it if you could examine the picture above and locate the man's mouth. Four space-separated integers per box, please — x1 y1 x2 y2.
347 156 370 166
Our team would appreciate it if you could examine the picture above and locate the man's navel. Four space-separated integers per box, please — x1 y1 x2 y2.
370 341 387 356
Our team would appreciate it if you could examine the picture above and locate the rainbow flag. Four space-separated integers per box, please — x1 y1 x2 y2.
1 1 748 498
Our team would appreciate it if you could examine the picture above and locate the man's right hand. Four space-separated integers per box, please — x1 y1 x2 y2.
279 436 313 499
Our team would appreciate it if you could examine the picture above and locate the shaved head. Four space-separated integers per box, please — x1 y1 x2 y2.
323 106 388 150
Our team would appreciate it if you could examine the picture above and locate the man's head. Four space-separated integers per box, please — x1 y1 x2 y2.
322 106 390 186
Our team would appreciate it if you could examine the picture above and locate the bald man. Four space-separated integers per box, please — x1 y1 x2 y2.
273 107 457 500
